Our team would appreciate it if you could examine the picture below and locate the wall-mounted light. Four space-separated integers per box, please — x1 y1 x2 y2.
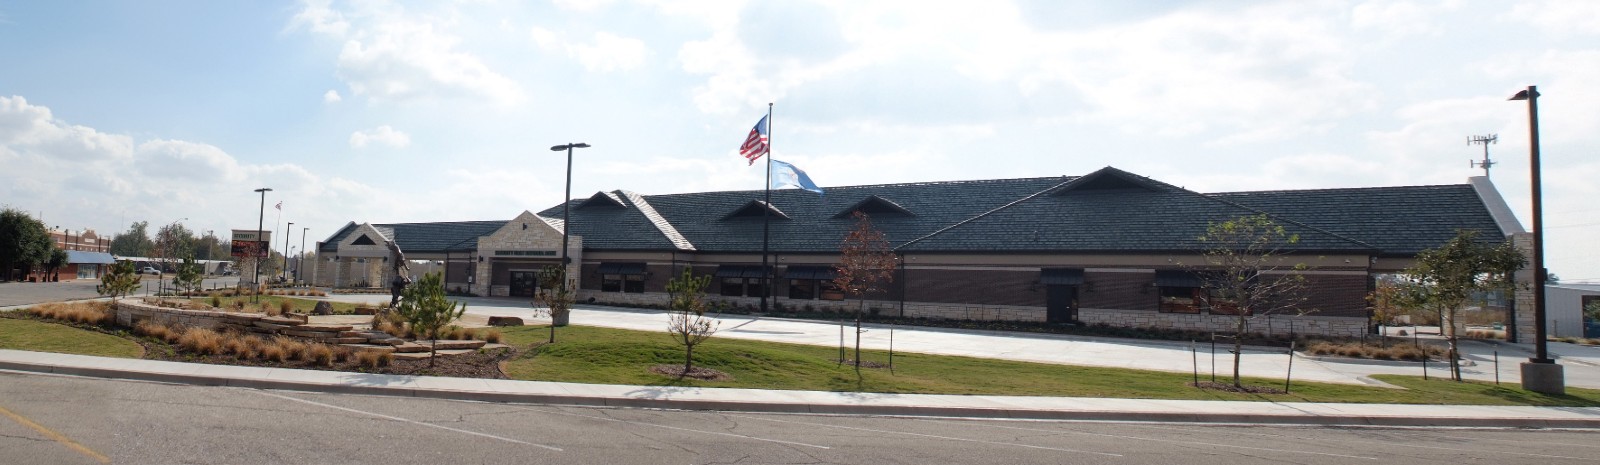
478 256 484 262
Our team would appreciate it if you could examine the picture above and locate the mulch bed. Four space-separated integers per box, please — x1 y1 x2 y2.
139 339 517 379
1188 381 1286 394
649 364 732 381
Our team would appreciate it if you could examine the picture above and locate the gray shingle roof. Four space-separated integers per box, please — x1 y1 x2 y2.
317 220 507 254
1213 184 1507 256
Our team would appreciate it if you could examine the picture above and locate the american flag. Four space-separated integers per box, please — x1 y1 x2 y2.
275 201 282 210
739 115 769 165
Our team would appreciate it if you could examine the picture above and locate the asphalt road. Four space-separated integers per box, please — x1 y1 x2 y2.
2 371 1596 465
0 277 237 308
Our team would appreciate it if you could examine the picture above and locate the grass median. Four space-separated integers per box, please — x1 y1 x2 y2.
0 318 143 358
500 324 1600 406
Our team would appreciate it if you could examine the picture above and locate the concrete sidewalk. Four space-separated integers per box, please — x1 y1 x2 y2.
3 349 1599 429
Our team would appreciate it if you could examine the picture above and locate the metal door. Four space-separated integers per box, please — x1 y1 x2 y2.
1046 285 1078 323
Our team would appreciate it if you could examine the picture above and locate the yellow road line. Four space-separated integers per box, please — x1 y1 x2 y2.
0 403 111 464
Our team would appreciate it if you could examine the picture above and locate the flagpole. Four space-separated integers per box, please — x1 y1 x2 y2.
761 102 773 313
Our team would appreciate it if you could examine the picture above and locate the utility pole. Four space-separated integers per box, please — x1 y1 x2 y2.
1469 134 1497 178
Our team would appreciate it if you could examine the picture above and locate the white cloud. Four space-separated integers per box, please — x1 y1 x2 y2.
530 28 649 73
348 125 411 149
323 89 342 103
1509 0 1600 36
292 1 525 105
1351 0 1453 37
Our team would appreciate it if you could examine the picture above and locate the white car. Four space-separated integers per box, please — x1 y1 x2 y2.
140 267 161 275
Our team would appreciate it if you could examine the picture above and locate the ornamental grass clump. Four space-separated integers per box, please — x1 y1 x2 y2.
308 344 335 367
28 302 114 326
177 327 224 356
355 350 392 368
483 329 502 344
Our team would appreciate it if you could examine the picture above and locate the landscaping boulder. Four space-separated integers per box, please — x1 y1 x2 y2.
312 301 334 316
487 316 524 327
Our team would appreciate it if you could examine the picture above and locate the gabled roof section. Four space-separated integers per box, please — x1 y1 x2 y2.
619 190 695 251
1050 166 1168 196
723 200 790 220
577 191 627 210
351 234 378 245
834 195 914 218
318 220 508 254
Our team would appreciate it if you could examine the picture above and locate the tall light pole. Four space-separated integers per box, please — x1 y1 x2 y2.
1511 85 1564 394
300 227 308 284
253 187 272 301
550 142 589 298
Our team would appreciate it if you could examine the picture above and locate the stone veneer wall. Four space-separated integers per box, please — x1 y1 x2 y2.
474 212 580 297
114 300 238 329
1510 232 1537 343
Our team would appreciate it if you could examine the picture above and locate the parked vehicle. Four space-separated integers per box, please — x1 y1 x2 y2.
140 267 161 275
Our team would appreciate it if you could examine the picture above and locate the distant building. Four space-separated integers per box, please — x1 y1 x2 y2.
315 166 1525 338
1546 283 1600 338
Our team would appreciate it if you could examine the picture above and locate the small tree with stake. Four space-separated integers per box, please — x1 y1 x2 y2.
173 253 204 294
395 271 466 367
833 211 898 375
665 268 718 377
1192 214 1312 389
532 264 574 343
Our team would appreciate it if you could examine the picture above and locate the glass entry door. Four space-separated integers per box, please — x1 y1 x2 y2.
510 271 538 297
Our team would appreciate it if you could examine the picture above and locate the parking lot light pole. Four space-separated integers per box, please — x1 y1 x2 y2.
283 222 293 282
1510 85 1565 395
253 187 272 302
550 142 589 296
300 227 308 284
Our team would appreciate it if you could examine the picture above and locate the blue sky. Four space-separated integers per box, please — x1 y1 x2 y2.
1 0 1597 281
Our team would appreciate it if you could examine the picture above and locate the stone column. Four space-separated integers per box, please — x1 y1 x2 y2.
1510 232 1537 344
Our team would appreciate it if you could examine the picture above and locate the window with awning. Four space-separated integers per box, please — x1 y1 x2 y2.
598 262 647 293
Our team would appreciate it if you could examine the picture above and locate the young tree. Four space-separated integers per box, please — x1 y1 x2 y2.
98 260 142 304
395 271 467 367
1400 229 1525 381
109 221 154 257
173 253 204 294
532 264 574 343
832 211 898 374
0 208 54 281
152 222 195 276
1193 214 1312 389
665 268 718 375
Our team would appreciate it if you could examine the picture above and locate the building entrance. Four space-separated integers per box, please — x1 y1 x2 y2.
510 271 539 297
1046 285 1078 323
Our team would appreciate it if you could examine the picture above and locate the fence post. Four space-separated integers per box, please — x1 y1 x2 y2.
1191 340 1199 386
1284 340 1296 394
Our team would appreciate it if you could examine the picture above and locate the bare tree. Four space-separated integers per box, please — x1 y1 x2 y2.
666 268 718 375
833 211 898 374
1399 230 1524 381
532 264 574 343
1192 214 1312 389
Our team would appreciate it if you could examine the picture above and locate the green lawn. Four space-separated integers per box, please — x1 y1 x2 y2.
0 318 144 358
501 325 1600 406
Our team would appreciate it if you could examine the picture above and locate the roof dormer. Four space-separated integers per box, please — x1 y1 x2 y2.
1051 167 1163 196
834 195 914 218
577 191 627 209
722 200 790 220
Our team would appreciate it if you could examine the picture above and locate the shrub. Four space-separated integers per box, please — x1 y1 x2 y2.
333 347 354 363
178 327 225 355
259 343 287 363
209 295 223 308
224 338 256 360
308 344 335 367
461 327 478 341
279 301 295 314
356 350 392 368
134 321 172 342
271 336 309 361
483 329 502 344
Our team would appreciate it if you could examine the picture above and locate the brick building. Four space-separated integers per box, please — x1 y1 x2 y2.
314 167 1523 337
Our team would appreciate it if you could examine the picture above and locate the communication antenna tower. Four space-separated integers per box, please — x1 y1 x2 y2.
1469 134 1497 178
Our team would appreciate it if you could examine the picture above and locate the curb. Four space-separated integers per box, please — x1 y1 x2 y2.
3 356 1599 429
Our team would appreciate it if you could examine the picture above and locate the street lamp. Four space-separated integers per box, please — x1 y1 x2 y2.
1511 85 1564 395
550 142 590 296
253 187 272 301
300 227 308 284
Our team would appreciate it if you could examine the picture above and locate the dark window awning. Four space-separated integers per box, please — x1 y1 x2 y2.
1154 270 1204 288
1039 268 1084 285
597 262 647 275
714 265 767 278
784 265 838 280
